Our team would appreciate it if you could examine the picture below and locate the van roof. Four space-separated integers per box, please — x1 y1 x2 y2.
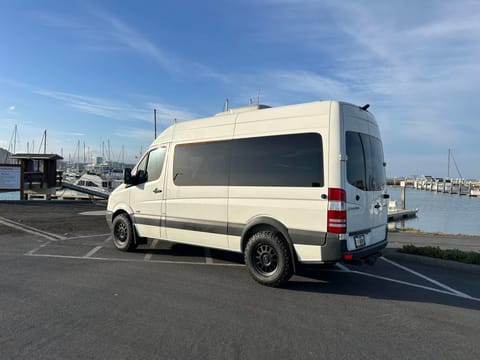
150 100 374 148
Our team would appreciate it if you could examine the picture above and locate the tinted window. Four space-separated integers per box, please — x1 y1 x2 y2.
231 133 323 187
346 132 366 190
365 135 386 191
173 141 229 186
172 133 323 187
346 131 385 191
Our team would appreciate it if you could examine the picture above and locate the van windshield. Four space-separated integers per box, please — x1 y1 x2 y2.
346 131 386 191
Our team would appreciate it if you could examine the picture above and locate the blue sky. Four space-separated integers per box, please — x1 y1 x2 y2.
1 0 479 178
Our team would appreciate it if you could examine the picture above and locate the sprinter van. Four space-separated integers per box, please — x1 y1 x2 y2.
106 100 388 286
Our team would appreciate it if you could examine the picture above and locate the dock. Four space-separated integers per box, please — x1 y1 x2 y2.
412 177 480 196
388 208 418 222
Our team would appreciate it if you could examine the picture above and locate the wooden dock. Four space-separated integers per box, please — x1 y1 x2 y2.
388 208 418 222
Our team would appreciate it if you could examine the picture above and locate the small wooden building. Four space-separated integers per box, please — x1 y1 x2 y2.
10 153 63 199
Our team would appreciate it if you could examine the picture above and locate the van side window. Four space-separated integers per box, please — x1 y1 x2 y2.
230 133 323 187
132 147 166 184
173 133 323 187
146 147 167 182
346 132 385 191
173 141 229 186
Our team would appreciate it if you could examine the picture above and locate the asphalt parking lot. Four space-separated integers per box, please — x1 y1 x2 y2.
0 201 479 359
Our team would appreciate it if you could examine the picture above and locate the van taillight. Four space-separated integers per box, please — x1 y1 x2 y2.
327 188 347 234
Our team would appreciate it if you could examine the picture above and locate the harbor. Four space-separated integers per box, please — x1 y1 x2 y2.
387 185 480 236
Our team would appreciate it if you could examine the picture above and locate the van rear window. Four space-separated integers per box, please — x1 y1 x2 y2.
346 132 385 191
173 133 324 187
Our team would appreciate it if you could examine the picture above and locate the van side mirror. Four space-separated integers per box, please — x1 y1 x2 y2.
137 170 148 184
124 168 133 185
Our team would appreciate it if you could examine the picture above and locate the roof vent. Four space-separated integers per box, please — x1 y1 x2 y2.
215 104 272 116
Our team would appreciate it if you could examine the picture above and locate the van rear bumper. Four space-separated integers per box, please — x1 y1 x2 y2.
341 239 388 265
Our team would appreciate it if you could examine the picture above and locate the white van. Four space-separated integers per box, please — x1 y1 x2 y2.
106 100 388 286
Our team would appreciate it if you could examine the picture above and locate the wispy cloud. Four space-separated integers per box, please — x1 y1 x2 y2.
31 6 226 81
92 10 180 74
30 88 196 125
2 78 197 127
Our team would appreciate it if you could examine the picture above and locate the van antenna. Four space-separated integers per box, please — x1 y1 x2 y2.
174 118 177 124
360 104 370 111
224 98 229 112
256 90 261 105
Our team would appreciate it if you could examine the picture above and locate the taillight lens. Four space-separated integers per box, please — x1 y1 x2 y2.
327 188 347 234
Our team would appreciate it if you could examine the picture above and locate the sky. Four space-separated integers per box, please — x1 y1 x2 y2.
0 0 479 178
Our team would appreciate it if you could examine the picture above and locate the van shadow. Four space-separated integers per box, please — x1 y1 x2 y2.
135 242 245 264
288 266 480 311
135 242 479 311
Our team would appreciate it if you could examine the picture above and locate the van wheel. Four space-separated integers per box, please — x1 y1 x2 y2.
112 214 137 251
244 231 293 287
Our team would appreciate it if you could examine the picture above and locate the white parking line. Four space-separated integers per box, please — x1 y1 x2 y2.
0 216 65 241
144 239 159 261
64 233 111 241
380 256 472 298
335 263 350 272
347 269 480 302
25 242 50 256
25 252 245 267
204 247 214 264
83 246 103 258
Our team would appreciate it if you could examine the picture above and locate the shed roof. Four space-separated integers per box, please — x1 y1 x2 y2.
10 153 63 161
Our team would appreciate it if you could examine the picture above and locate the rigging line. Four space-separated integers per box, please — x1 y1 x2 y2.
450 150 463 178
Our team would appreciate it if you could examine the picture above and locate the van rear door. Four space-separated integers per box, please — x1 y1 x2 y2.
343 105 387 252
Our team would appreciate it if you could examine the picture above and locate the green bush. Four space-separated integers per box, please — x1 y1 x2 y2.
399 245 480 265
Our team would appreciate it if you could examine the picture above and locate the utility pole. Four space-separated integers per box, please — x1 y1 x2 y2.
154 109 157 139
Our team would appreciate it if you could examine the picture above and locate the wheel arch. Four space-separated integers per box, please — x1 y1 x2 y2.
111 208 145 246
240 216 297 273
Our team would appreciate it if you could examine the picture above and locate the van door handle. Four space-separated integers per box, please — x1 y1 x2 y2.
153 188 162 193
374 203 381 209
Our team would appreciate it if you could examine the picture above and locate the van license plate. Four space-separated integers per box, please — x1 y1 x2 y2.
354 234 365 248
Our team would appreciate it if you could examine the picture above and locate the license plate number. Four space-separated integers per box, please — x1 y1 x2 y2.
354 234 366 248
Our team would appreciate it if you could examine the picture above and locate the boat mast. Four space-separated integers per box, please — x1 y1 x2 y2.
447 148 450 178
38 130 47 154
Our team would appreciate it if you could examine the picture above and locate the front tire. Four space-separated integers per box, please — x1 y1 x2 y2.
244 231 293 287
112 214 137 251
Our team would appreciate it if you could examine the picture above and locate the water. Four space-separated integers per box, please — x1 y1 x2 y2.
388 186 480 235
0 192 20 200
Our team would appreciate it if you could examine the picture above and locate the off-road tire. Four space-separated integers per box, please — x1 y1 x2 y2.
244 231 293 287
112 214 137 251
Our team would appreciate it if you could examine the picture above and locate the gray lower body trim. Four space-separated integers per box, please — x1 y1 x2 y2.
289 229 327 246
134 216 327 246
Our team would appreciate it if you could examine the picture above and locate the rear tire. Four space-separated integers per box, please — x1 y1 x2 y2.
244 231 293 287
112 214 137 251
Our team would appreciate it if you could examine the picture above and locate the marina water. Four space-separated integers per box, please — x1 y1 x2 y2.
388 186 480 236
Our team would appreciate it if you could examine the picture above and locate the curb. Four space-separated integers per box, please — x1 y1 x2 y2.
383 248 480 275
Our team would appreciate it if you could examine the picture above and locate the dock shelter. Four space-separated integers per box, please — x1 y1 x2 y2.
10 153 63 199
